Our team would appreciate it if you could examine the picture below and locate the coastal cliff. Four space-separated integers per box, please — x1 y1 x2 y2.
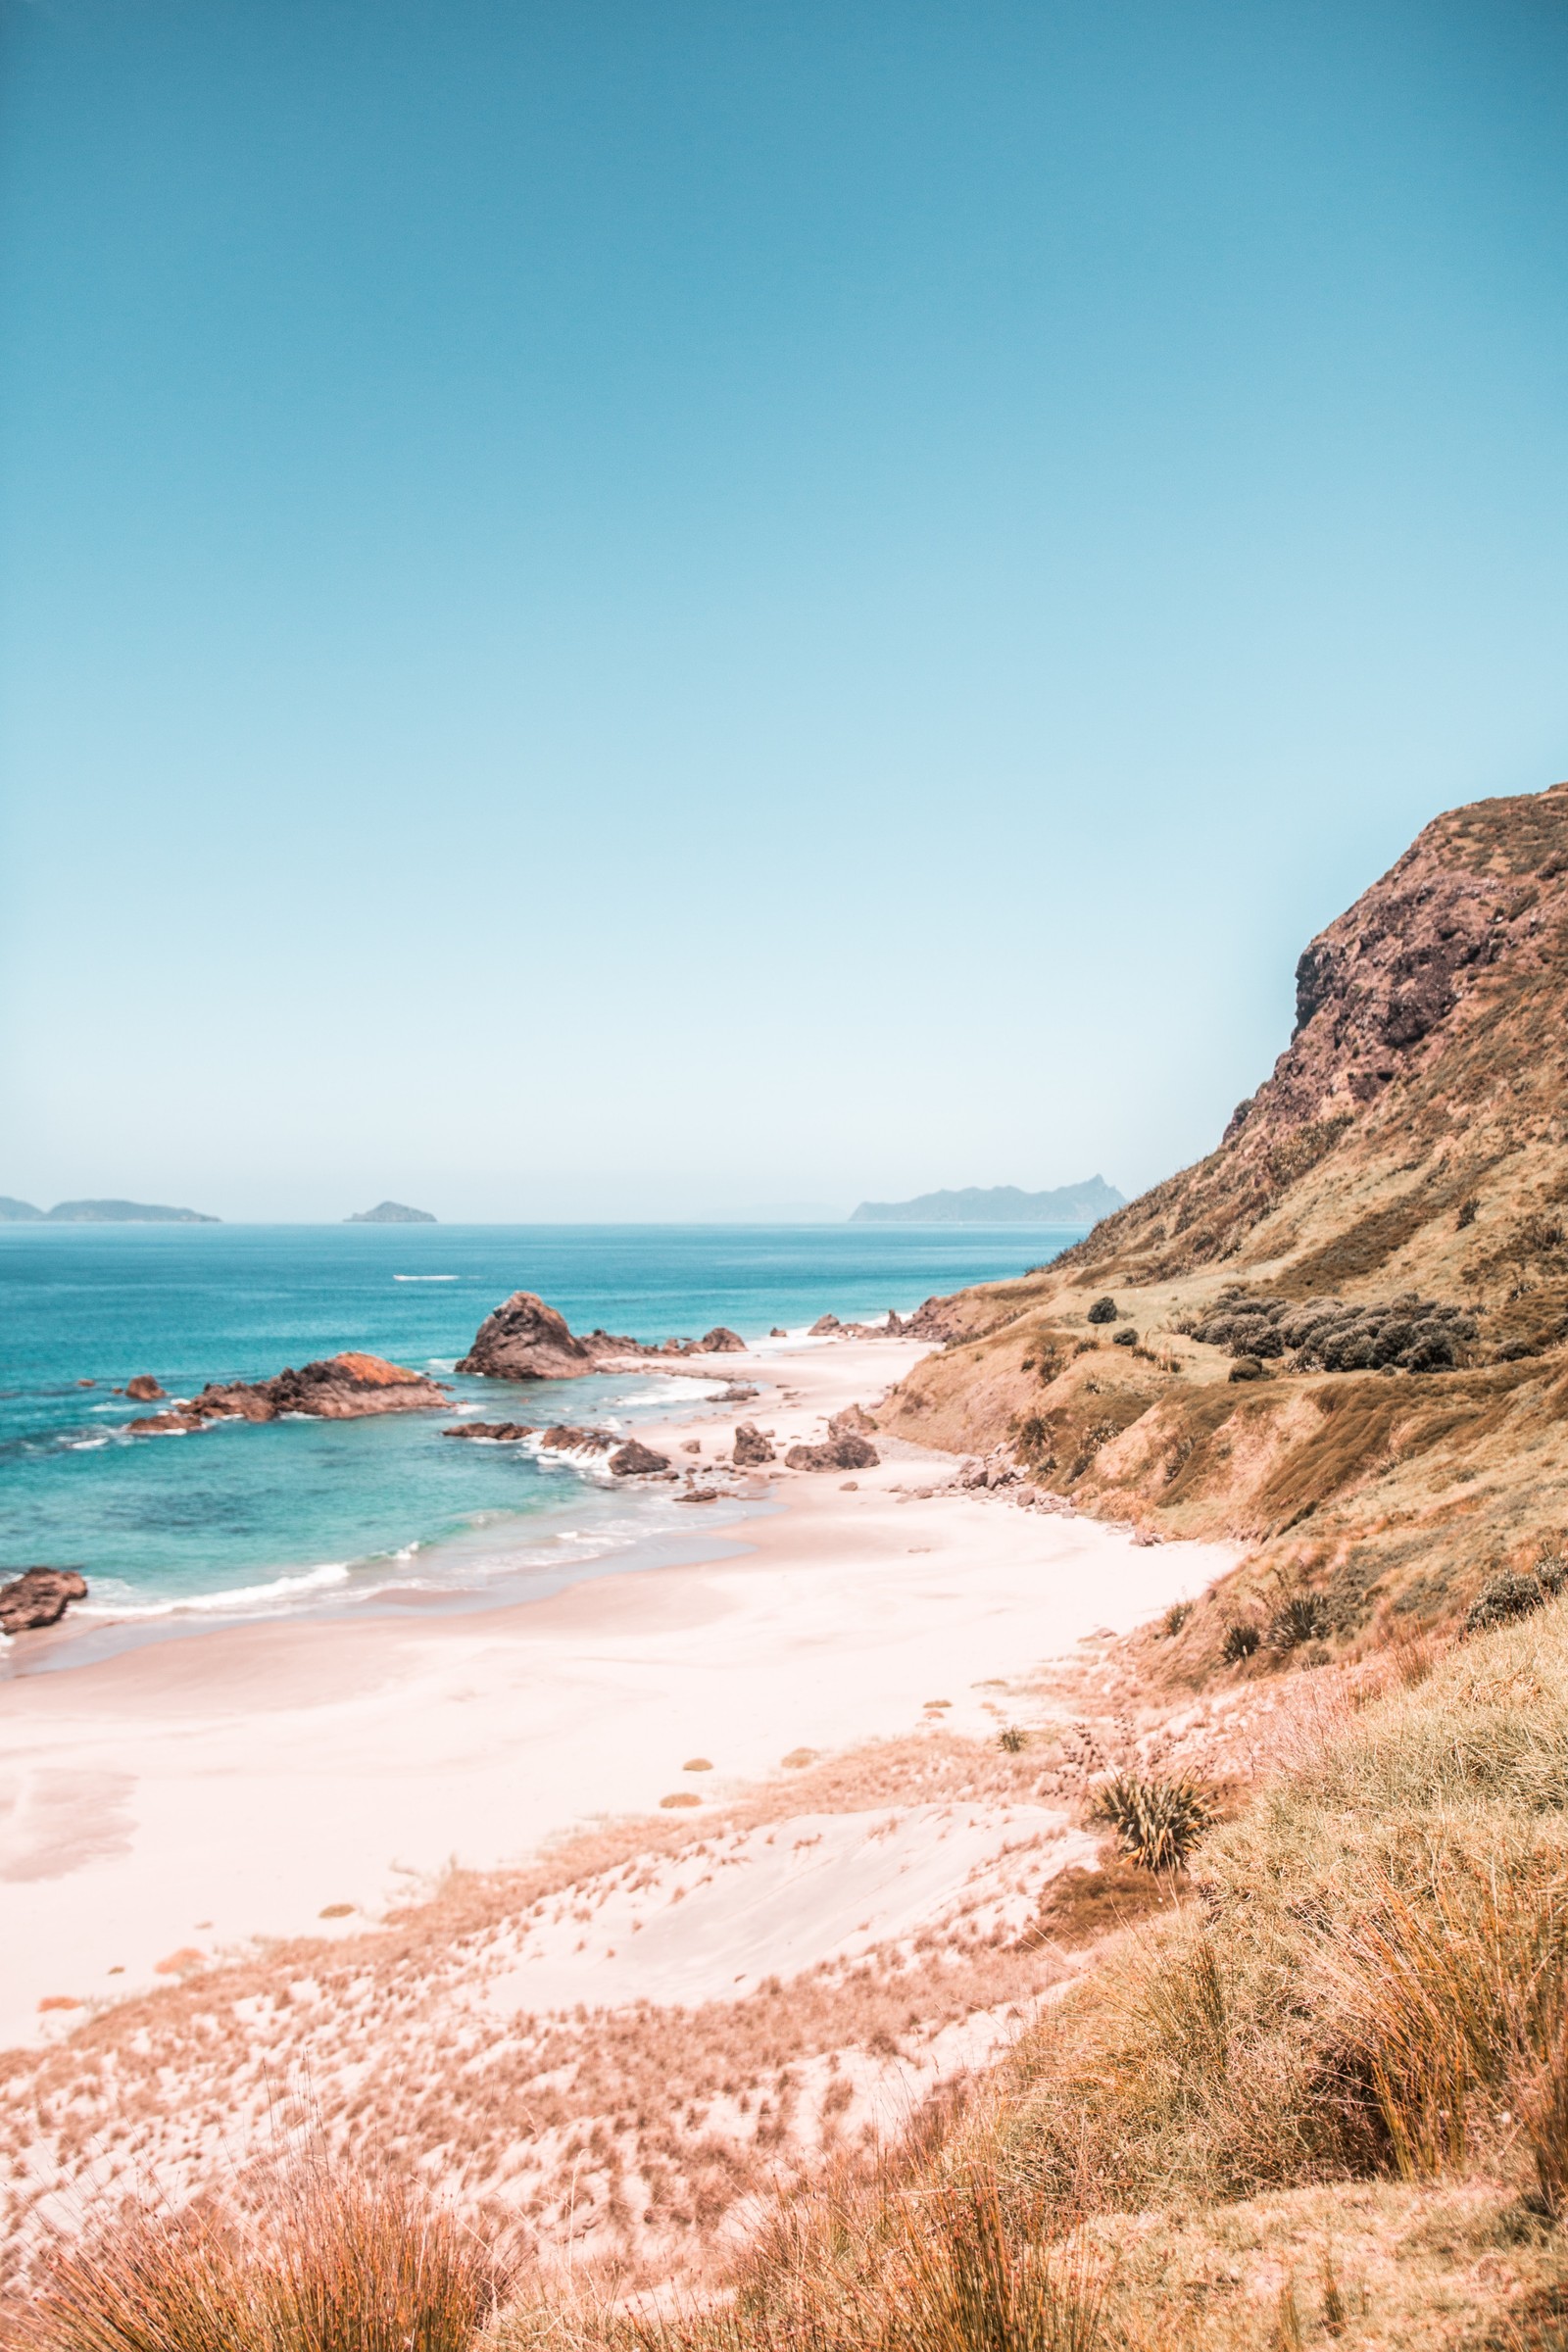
879 780 1568 1655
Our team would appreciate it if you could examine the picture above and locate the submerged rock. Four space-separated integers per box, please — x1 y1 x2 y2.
0 1567 88 1637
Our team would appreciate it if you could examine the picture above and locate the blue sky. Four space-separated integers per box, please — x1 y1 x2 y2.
2 0 1565 1220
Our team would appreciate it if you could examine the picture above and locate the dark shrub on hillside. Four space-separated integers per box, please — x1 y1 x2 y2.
1189 1291 1474 1374
1465 1571 1548 1635
1221 1619 1262 1663
1087 1296 1118 1325
1268 1592 1332 1651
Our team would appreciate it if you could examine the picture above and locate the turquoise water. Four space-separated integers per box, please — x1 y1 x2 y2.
0 1223 1077 1644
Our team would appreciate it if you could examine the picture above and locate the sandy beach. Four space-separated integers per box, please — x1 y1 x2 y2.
0 1333 1238 2051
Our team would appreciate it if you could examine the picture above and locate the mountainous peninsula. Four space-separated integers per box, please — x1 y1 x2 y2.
881 779 1568 1651
0 1197 218 1223
346 1200 437 1223
851 1175 1125 1224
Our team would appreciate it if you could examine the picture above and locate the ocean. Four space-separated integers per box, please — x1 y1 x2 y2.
0 1222 1077 1656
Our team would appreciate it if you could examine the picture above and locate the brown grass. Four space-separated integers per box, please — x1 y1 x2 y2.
22 2159 505 2352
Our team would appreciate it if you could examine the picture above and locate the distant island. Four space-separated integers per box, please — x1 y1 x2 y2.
347 1200 437 1224
0 1197 220 1224
850 1177 1125 1226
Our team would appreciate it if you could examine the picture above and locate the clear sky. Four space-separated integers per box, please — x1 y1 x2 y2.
2 0 1565 1221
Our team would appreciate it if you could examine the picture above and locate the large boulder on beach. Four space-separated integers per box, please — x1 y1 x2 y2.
0 1567 88 1637
458 1292 644 1381
786 1433 880 1472
698 1326 746 1353
610 1439 671 1476
809 1313 842 1336
829 1403 877 1439
733 1422 775 1466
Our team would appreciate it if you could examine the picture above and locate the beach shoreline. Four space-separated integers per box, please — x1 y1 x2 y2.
0 1332 1240 2050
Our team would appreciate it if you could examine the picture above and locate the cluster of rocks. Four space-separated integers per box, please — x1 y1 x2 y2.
130 1352 451 1433
0 1566 88 1637
1188 1292 1477 1374
457 1292 748 1383
807 1310 909 1339
444 1421 534 1443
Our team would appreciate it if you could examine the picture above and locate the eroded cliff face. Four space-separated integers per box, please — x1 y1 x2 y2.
880 782 1568 1657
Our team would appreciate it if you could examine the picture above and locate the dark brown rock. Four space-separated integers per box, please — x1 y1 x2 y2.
732 1422 775 1466
0 1567 88 1637
609 1438 671 1476
128 1412 191 1435
769 1327 787 1338
808 1313 842 1336
675 1487 719 1504
538 1425 616 1454
697 1327 746 1353
184 1353 449 1425
457 1292 645 1382
785 1433 880 1472
715 1384 759 1402
443 1421 535 1442
125 1374 166 1400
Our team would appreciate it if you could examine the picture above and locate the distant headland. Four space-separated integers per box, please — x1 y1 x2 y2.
0 1197 220 1224
347 1200 437 1224
850 1177 1125 1226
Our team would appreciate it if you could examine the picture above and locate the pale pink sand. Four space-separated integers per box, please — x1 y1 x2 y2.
0 1336 1236 2047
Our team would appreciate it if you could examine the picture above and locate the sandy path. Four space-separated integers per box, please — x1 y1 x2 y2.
0 1335 1237 2048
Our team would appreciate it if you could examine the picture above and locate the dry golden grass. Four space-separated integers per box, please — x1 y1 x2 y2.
490 1601 1568 2350
21 2158 506 2352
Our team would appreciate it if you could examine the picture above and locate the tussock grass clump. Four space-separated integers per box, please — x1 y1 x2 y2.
1088 1773 1213 1873
24 2162 505 2352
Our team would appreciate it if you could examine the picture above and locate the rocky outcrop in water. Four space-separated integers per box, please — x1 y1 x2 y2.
609 1439 671 1476
0 1568 88 1636
130 1353 449 1433
444 1421 534 1442
125 1375 166 1400
458 1293 646 1382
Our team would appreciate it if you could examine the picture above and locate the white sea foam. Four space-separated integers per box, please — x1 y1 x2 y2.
395 1274 459 1282
65 1436 110 1450
77 1560 354 1622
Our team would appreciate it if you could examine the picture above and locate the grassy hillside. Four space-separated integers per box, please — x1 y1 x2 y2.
882 782 1568 1669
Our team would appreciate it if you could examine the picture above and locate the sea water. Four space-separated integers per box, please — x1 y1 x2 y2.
0 1223 1078 1649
